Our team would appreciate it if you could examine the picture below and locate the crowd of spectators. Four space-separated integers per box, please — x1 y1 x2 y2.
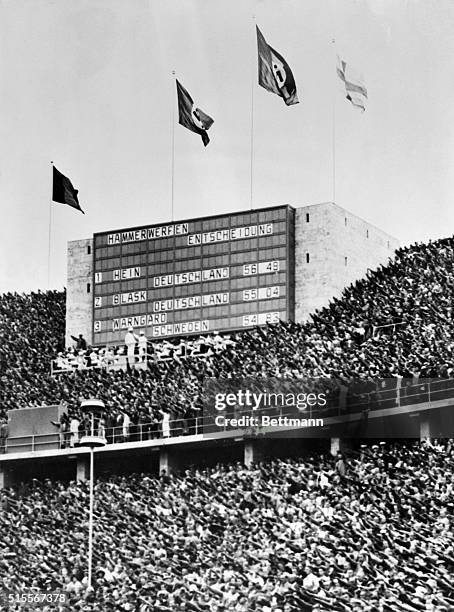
1 441 454 611
2 236 454 431
0 290 65 431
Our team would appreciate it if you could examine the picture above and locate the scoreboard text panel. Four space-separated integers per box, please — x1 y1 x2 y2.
92 206 295 344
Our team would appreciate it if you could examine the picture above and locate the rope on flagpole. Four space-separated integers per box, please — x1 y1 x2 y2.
171 70 176 222
48 161 54 288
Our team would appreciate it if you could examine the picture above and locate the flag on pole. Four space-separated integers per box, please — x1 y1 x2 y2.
336 56 367 111
52 166 84 214
176 80 214 146
256 26 299 106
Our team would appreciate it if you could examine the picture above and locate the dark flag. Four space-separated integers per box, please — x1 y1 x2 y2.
176 80 214 146
52 166 84 214
256 26 299 106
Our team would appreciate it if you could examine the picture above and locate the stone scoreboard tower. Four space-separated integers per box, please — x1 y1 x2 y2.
66 202 398 347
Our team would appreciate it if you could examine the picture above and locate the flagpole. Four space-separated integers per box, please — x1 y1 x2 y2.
171 70 176 222
48 161 54 288
331 38 336 205
250 15 256 210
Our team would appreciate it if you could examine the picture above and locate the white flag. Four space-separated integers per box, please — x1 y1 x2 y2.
336 56 367 112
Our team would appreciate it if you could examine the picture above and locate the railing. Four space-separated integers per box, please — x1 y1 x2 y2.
371 321 407 336
51 353 152 376
1 420 205 455
370 315 426 338
50 345 227 376
3 378 454 455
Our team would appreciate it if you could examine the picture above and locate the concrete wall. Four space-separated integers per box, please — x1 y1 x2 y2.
294 202 399 322
66 238 93 347
7 405 64 453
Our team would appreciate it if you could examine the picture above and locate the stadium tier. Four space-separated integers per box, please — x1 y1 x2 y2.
1 442 454 611
2 235 454 427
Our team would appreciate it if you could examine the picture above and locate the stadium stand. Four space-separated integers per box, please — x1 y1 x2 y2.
0 290 65 418
1 442 453 611
1 239 454 609
2 237 454 435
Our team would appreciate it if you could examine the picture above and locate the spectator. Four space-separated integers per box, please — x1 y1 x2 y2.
61 414 70 448
88 348 99 368
160 409 170 438
335 453 346 477
76 350 87 369
71 334 87 351
70 414 80 447
124 327 138 368
302 567 320 592
121 411 131 442
137 331 148 362
102 347 115 367
55 352 68 371
0 418 8 453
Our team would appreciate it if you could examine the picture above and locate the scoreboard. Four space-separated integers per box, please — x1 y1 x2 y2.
92 205 295 344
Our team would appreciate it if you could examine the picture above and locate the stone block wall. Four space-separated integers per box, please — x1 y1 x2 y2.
66 238 93 347
294 202 399 322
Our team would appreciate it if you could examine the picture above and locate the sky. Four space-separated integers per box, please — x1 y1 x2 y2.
1 0 454 293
